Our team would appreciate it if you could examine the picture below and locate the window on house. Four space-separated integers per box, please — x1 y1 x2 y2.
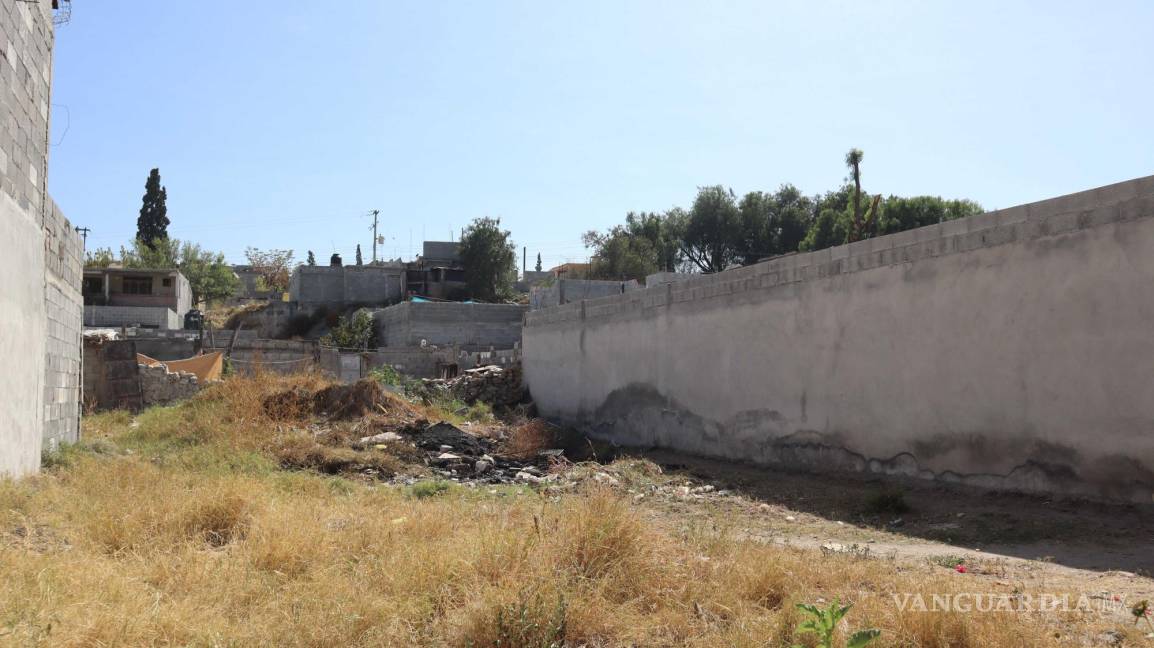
122 276 153 295
162 277 172 287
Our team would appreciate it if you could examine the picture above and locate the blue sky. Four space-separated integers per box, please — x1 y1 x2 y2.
49 1 1154 269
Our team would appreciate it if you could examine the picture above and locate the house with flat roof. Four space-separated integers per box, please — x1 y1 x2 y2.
82 267 192 330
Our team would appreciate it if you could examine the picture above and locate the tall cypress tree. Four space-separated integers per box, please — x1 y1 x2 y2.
355 244 363 266
307 250 316 266
535 252 542 272
136 168 169 249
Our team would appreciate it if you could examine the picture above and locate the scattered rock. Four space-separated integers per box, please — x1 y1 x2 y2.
359 431 402 445
785 515 797 522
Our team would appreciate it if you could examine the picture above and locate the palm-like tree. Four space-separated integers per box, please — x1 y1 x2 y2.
845 148 881 242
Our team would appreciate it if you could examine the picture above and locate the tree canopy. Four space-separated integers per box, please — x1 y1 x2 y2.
244 247 295 295
583 211 683 280
458 217 516 302
585 149 983 278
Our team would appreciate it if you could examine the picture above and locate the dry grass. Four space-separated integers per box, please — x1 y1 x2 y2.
501 418 556 461
0 372 1139 646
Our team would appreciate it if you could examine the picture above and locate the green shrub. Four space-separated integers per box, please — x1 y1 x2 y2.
410 480 452 499
792 600 879 648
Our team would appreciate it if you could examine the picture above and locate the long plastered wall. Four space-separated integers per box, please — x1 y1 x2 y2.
524 175 1154 502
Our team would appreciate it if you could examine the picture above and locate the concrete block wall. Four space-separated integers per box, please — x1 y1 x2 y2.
205 339 317 375
0 0 53 216
84 305 180 329
0 0 78 477
42 198 82 451
525 174 1154 502
361 347 457 379
289 265 404 309
375 301 527 349
529 279 640 310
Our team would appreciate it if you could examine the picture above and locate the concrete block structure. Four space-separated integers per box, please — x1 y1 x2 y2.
289 263 405 310
82 268 192 330
375 300 526 350
524 175 1154 502
229 264 278 301
404 242 466 300
529 279 640 310
42 198 83 451
1 0 84 475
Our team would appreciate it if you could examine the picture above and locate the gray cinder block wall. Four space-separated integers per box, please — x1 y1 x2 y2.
529 279 640 310
524 175 1154 502
289 264 405 310
42 198 83 451
375 301 526 350
1 0 82 475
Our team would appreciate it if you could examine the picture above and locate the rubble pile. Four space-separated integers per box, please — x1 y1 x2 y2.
426 363 525 407
264 379 421 422
138 363 201 405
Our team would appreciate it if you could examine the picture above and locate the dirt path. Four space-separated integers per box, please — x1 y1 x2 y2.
629 448 1154 621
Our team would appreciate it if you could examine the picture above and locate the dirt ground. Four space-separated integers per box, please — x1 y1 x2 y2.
627 448 1154 627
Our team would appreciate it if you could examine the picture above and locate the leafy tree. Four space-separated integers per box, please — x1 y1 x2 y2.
736 184 815 264
244 247 294 294
136 168 169 249
85 247 116 268
876 196 983 235
307 250 316 266
799 186 853 252
321 310 375 350
681 186 742 273
535 252 542 272
176 242 239 305
458 217 516 302
584 210 683 281
355 244 363 266
114 238 238 305
799 208 845 252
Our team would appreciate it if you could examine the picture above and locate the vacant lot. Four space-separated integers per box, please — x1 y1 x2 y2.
1 372 1149 647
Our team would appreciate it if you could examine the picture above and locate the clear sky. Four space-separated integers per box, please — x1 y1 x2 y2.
48 1 1154 269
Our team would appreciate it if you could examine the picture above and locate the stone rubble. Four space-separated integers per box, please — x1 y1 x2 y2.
138 362 202 406
423 363 525 407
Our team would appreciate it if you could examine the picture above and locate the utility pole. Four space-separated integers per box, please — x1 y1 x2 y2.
74 226 90 247
522 246 526 276
367 210 380 263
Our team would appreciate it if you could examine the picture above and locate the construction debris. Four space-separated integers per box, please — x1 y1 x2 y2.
264 379 420 421
424 363 525 407
138 362 202 405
